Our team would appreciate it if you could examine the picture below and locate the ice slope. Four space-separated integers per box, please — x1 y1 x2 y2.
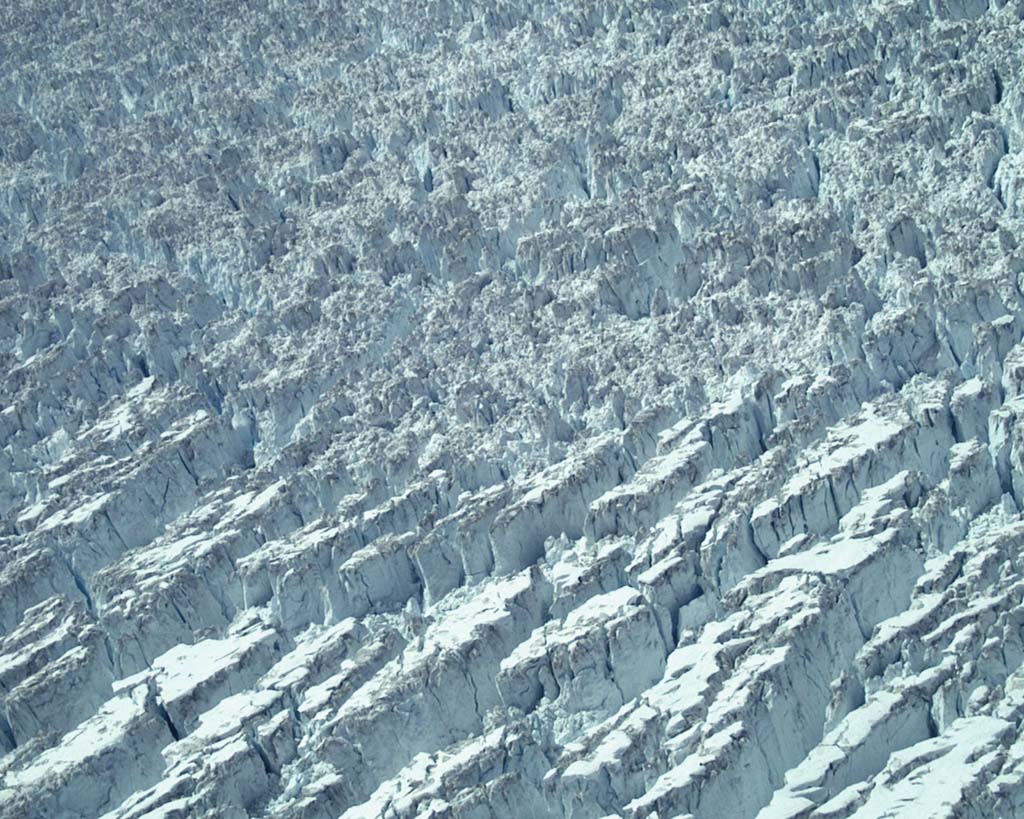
3 0 1024 817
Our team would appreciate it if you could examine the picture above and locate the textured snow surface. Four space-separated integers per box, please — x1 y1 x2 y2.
4 0 1024 816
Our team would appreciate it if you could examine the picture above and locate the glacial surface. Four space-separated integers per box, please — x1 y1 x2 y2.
3 0 1024 816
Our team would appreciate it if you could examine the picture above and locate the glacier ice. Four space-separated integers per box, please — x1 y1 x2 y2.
4 0 1024 817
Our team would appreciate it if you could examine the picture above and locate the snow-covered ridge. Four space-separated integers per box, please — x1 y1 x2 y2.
3 0 1024 816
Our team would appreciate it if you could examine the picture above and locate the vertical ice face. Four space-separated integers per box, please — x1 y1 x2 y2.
3 1 1024 817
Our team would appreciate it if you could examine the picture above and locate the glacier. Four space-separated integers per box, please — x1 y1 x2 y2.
3 0 1024 817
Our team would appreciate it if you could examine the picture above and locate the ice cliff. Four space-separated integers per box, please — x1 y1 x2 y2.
4 0 1024 817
